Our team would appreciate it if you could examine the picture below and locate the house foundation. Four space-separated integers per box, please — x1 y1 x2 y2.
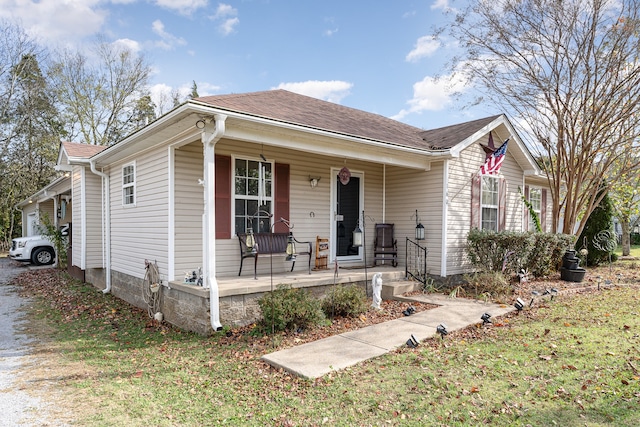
83 267 408 335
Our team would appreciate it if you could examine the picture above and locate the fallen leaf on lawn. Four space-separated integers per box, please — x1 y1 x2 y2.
564 322 572 327
539 355 552 361
621 379 630 385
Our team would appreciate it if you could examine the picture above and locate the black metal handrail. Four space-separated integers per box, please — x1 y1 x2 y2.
406 237 428 285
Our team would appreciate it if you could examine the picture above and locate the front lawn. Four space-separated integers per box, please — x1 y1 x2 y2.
13 267 640 426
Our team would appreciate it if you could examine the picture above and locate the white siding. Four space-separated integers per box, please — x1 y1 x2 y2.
446 139 527 276
385 162 445 276
174 141 204 278
109 148 170 281
85 172 104 268
213 139 388 277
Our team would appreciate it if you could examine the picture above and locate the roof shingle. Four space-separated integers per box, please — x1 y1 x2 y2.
196 90 499 151
62 141 108 159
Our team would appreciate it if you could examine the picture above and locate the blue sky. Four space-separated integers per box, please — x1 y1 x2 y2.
0 0 492 130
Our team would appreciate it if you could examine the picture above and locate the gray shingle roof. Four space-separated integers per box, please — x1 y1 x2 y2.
195 90 502 151
62 141 108 159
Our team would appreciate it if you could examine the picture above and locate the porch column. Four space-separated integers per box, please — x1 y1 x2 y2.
202 114 227 331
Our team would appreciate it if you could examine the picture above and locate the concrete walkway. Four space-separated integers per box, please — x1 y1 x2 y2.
261 294 515 379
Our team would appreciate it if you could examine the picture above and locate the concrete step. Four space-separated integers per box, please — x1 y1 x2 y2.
381 279 421 300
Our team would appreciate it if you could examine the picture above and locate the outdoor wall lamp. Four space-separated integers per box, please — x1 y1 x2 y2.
195 119 206 129
309 176 321 188
436 323 448 338
411 209 425 240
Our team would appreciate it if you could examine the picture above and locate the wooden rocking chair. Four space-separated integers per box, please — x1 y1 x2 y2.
373 223 398 267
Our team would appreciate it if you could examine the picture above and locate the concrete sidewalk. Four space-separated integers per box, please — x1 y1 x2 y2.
261 294 515 379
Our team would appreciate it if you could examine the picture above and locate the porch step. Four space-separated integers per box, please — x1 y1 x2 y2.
381 279 421 300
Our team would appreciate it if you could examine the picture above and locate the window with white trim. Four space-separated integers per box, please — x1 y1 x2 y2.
122 163 136 206
481 176 499 231
528 187 542 231
234 158 272 235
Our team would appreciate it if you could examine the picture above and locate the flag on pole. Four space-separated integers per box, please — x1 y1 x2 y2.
480 138 509 175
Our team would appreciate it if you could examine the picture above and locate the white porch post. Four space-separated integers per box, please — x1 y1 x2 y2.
202 114 226 331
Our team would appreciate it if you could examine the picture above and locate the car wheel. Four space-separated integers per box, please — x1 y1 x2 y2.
32 247 55 266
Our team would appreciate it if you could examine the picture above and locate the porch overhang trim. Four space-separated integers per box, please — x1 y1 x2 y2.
187 102 453 164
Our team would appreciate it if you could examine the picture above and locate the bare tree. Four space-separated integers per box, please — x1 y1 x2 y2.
51 37 152 145
444 0 640 236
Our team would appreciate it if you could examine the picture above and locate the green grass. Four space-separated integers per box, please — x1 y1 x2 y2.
16 270 640 426
615 244 640 258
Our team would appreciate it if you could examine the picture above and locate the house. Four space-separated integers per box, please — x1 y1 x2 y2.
16 89 551 334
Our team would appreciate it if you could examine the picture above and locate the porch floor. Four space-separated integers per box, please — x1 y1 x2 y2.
215 264 407 297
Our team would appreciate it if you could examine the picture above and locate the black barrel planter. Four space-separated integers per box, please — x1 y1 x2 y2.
560 250 586 282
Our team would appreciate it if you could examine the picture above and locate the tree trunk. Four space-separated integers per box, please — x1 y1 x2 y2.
621 216 631 257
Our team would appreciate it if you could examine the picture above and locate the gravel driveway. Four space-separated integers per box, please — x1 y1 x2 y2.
0 257 59 427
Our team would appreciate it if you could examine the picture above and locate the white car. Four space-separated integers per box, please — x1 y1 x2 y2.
9 225 68 266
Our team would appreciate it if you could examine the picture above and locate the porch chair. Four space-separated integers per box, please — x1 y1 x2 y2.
373 223 398 267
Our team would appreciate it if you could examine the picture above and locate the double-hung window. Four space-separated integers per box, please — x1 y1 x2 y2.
234 158 272 235
481 176 499 231
122 162 136 206
528 187 542 231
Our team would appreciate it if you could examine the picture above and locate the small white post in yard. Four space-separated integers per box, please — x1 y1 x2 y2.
371 272 383 309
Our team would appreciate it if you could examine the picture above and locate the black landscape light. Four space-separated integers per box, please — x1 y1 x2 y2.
514 298 525 311
530 290 540 307
436 323 448 338
406 334 419 348
402 306 416 316
481 312 492 325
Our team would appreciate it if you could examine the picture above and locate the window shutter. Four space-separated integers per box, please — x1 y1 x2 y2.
470 174 481 229
215 154 231 239
498 177 507 231
523 185 530 232
541 189 547 232
274 163 290 233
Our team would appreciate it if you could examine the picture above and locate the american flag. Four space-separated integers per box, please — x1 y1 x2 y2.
480 138 509 175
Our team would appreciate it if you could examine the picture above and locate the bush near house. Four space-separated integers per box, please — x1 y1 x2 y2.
466 229 575 279
256 284 326 333
321 284 368 318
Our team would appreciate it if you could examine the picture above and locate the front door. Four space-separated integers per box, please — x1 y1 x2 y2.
332 168 363 262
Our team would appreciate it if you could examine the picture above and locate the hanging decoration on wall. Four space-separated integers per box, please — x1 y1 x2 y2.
338 166 351 185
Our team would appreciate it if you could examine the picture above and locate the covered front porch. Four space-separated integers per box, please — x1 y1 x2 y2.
168 264 414 328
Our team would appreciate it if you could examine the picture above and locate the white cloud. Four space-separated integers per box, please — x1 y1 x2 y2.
212 3 236 19
211 3 239 35
324 28 338 36
392 72 469 120
431 0 454 12
112 38 142 54
406 35 440 62
273 80 353 103
154 0 208 15
219 17 240 35
0 0 108 45
151 19 187 50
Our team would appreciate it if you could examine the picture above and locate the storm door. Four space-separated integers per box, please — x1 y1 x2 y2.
332 168 363 262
